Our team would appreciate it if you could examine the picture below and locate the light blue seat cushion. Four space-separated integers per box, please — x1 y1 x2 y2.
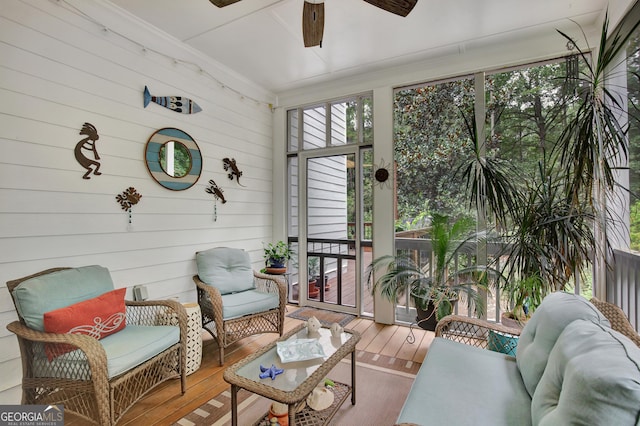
221 290 279 320
397 338 532 426
532 320 640 425
33 325 180 380
101 325 180 378
196 247 255 295
516 292 609 397
12 265 115 331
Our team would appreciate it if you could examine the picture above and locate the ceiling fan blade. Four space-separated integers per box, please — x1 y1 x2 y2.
302 1 325 48
363 0 418 17
209 0 242 7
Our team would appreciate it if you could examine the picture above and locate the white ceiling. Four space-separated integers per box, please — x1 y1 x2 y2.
110 0 609 94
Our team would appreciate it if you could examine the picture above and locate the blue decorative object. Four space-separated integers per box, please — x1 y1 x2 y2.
487 330 519 357
145 128 202 191
143 86 202 114
259 364 284 380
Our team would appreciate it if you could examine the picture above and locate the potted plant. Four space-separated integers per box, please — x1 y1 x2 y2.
368 213 494 330
263 241 293 274
500 274 546 328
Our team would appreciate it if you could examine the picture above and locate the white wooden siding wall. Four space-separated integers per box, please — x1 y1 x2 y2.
0 0 275 403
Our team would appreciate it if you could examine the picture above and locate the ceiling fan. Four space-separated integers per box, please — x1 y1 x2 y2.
208 0 418 47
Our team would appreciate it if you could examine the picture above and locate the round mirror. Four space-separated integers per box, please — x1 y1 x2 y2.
159 141 191 177
145 128 202 190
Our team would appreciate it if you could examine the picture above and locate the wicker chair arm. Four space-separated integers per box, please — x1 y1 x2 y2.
6 320 109 383
435 315 521 350
7 321 108 353
254 271 286 294
126 299 187 327
193 275 223 301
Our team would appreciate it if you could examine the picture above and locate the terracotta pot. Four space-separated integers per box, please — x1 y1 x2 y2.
268 407 288 426
500 312 526 330
308 280 319 298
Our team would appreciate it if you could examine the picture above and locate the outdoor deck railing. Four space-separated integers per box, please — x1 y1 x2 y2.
609 249 640 331
395 239 640 333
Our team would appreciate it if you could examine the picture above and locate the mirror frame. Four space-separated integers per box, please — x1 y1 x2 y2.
145 127 202 190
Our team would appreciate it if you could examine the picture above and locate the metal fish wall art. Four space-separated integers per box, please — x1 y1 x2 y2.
143 85 202 114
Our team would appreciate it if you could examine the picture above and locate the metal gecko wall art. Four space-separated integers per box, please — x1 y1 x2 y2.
223 158 245 186
205 179 226 222
116 187 142 230
75 122 102 179
143 85 202 114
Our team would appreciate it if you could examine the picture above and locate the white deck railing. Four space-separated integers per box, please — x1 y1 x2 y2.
609 249 640 331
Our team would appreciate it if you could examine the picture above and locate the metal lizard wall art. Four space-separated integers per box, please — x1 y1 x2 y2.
223 157 245 186
74 122 101 179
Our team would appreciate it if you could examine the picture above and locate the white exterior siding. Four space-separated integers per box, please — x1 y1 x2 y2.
0 0 275 403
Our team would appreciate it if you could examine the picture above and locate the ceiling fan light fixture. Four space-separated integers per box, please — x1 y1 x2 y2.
302 1 325 48
363 0 418 17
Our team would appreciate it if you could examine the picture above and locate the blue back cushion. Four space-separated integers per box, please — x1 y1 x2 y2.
516 292 609 397
532 320 640 425
196 247 255 295
12 265 115 331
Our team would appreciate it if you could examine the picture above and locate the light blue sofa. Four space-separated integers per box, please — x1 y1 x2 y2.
396 292 640 425
7 265 188 426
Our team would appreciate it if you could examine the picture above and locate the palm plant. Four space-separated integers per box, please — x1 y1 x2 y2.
368 214 496 327
554 12 640 285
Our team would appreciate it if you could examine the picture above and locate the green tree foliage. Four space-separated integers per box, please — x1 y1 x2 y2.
394 79 475 225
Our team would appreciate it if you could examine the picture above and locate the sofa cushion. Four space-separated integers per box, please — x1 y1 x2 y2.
221 289 279 320
12 265 115 331
397 338 532 426
532 320 640 425
196 247 255 295
516 292 609 397
43 288 126 360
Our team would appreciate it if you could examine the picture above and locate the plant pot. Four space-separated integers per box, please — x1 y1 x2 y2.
500 312 526 330
308 279 319 298
265 267 287 275
415 303 439 331
415 298 457 331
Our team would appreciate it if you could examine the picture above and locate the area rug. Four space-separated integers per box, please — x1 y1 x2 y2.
173 354 417 426
286 307 356 327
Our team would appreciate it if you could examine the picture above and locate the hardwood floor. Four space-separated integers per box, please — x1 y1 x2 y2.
65 306 434 425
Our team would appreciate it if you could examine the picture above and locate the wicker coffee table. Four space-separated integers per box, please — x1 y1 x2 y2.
223 322 360 426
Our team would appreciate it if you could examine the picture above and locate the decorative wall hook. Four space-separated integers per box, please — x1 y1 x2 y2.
205 179 226 222
116 187 142 230
75 122 102 179
223 158 245 187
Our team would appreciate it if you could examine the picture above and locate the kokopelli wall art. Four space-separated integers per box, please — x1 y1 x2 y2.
74 122 102 179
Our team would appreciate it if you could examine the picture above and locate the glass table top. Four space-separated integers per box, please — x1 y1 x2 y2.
230 324 358 393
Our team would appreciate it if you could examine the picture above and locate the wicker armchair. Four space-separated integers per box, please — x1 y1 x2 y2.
590 297 640 347
194 247 286 365
436 297 640 352
6 267 187 426
435 315 522 351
